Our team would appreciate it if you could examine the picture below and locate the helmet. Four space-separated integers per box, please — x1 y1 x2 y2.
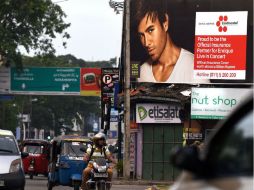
93 132 106 141
93 132 106 147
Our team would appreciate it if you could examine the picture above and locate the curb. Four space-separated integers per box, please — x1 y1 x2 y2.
112 179 173 186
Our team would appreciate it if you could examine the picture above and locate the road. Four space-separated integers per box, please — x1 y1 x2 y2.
25 175 148 190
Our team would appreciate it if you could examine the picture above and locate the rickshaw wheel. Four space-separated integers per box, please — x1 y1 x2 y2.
29 174 33 179
97 183 106 190
74 185 79 190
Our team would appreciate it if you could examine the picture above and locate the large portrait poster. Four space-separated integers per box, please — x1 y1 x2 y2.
130 0 253 84
194 12 248 80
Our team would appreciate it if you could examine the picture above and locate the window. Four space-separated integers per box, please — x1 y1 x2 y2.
61 141 87 157
24 145 43 154
209 110 253 176
0 135 19 155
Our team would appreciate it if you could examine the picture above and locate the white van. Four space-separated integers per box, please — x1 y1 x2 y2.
0 129 27 190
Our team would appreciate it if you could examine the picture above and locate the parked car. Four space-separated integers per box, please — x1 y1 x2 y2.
171 94 253 190
0 129 28 190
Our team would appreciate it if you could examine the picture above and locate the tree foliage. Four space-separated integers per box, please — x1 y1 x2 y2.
0 100 18 133
22 54 117 68
0 0 70 68
29 95 101 135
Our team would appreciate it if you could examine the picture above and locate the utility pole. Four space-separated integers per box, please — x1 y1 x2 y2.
123 0 130 179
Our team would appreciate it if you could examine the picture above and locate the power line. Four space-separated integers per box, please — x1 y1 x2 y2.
53 0 69 4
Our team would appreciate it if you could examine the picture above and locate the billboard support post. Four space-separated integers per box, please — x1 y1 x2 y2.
123 0 131 179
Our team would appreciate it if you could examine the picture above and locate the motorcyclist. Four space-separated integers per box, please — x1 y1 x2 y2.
81 132 116 190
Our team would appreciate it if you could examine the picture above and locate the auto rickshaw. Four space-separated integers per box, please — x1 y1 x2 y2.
47 135 91 190
21 139 50 179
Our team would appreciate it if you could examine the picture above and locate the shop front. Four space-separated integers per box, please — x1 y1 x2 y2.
134 102 184 181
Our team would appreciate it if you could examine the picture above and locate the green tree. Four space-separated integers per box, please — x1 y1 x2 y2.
22 95 101 136
22 54 115 68
0 100 19 133
0 0 70 68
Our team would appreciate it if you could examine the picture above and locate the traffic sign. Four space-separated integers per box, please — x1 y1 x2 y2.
102 74 112 84
101 68 119 106
11 67 80 95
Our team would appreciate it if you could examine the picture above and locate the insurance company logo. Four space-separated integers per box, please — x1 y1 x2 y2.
216 15 238 32
137 106 147 121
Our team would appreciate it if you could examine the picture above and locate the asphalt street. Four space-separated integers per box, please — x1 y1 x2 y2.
25 175 148 190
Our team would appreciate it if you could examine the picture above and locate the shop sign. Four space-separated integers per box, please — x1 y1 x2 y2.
194 11 248 80
136 103 182 123
191 88 252 119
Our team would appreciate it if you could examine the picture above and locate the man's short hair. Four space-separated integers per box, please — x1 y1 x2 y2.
131 0 168 31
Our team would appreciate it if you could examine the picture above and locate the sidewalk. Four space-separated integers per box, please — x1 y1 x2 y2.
112 178 173 186
112 169 172 188
112 179 171 190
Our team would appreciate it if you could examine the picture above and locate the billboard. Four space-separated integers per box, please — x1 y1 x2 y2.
194 12 248 80
129 0 253 84
80 68 101 96
191 88 252 119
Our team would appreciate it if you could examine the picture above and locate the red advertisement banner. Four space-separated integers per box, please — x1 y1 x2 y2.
80 68 101 96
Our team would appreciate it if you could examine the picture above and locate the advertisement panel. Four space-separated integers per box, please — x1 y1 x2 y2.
110 108 118 122
101 68 119 105
80 68 101 96
129 0 252 83
194 12 248 80
191 88 252 119
136 103 182 123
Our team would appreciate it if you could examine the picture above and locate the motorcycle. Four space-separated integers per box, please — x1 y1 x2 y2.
28 157 35 179
86 158 112 190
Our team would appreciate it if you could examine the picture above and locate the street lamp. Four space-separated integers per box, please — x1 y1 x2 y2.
48 108 56 138
28 97 38 139
109 0 124 14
